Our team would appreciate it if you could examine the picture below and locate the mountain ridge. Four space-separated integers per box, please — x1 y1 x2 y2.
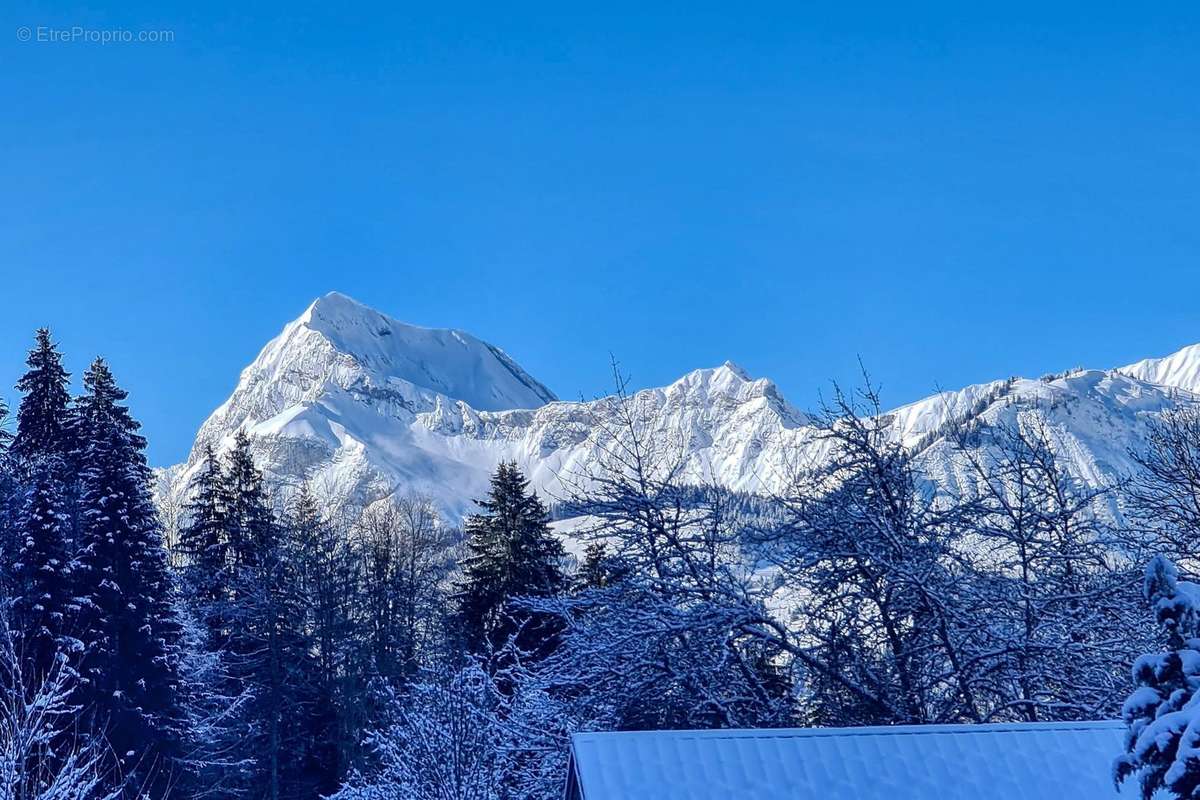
159 294 1200 524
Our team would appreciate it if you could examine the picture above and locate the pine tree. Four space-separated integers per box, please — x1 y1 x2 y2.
288 485 357 793
175 443 264 798
221 432 316 800
454 462 565 656
11 329 74 466
175 602 256 800
73 358 185 797
0 395 11 454
0 396 15 597
574 542 628 591
10 458 76 681
222 431 276 573
178 445 229 644
5 331 79 683
1116 556 1200 800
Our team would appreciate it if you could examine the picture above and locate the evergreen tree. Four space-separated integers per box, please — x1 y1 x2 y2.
11 329 74 466
222 431 276 573
1116 556 1200 800
178 445 229 644
288 485 358 793
222 432 317 800
454 462 565 656
175 443 265 798
10 458 76 681
5 331 79 683
574 542 629 592
0 396 15 597
175 602 256 800
73 358 185 797
0 395 11 453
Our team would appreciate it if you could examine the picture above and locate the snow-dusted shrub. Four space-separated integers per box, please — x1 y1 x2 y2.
330 665 505 800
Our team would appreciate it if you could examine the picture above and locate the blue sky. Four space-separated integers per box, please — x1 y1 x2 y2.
2 2 1199 465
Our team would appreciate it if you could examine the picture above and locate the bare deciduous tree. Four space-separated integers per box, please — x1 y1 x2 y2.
356 495 456 680
0 617 119 800
1126 405 1200 566
950 415 1143 721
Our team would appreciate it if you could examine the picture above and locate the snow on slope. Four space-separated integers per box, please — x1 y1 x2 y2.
1120 343 1200 395
162 294 1200 525
175 292 558 506
916 371 1186 517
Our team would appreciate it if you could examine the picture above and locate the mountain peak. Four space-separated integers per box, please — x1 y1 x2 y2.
306 289 365 311
720 360 751 380
287 294 557 410
670 361 752 386
301 291 393 330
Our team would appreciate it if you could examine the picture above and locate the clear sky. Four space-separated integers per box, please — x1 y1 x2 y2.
2 1 1199 466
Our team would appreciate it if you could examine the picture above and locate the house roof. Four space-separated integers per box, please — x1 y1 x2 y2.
567 720 1136 800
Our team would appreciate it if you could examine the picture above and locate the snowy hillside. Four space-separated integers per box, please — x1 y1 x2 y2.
160 293 1200 523
1120 344 1200 395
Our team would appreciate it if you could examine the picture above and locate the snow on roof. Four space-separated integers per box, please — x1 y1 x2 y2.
566 720 1137 800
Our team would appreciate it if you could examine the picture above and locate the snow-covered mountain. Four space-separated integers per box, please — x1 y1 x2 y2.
160 292 1200 523
1119 344 1200 395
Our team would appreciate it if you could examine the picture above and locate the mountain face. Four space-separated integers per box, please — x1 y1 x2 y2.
161 293 1200 523
1119 344 1200 395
